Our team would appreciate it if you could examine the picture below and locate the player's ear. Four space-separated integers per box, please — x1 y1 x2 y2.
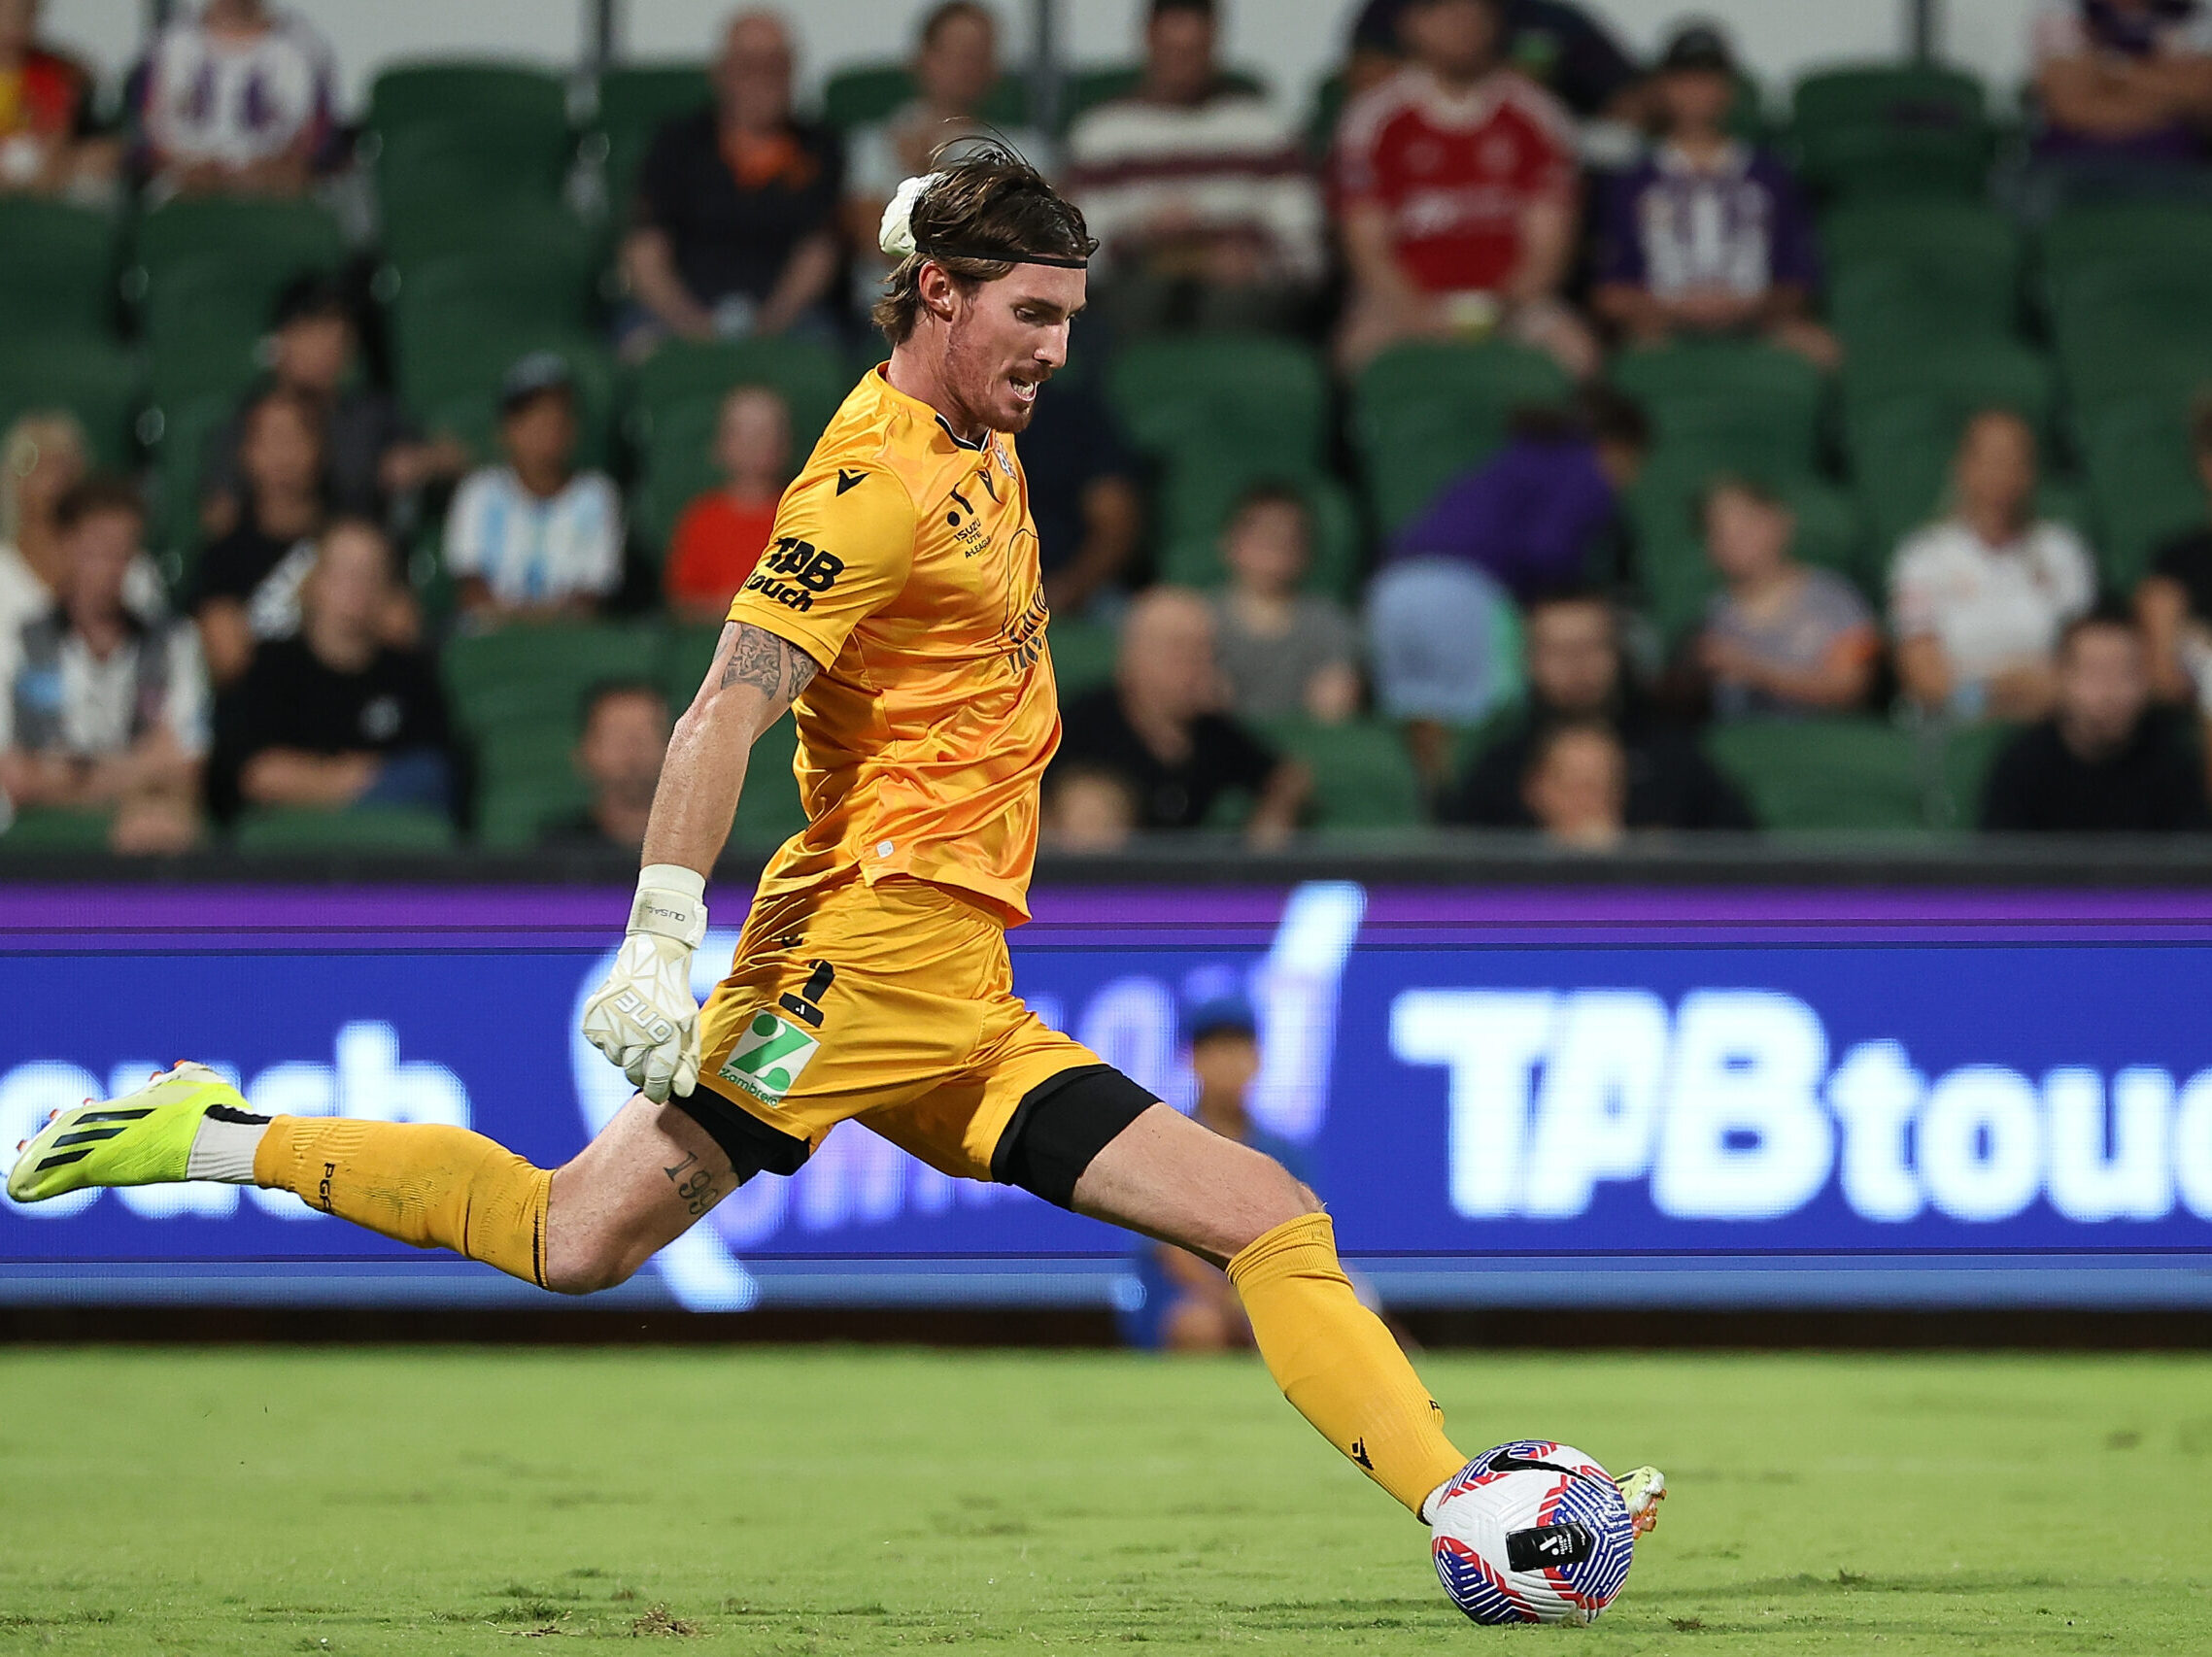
918 259 959 323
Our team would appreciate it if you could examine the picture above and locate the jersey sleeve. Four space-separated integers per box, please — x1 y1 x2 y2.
725 462 916 668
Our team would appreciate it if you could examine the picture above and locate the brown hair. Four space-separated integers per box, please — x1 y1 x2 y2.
871 141 1095 346
53 473 144 534
919 0 993 49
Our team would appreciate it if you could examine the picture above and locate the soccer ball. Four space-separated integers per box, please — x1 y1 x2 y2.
1429 1440 1638 1626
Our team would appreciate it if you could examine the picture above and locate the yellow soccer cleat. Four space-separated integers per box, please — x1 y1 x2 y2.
1616 1465 1667 1537
7 1062 247 1204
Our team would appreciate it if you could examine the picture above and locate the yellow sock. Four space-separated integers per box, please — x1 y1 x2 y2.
254 1116 553 1289
1227 1211 1466 1516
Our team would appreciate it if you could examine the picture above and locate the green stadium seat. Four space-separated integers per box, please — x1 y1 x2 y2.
629 335 848 453
145 390 234 570
0 338 140 468
367 61 571 137
1821 197 2019 275
1154 473 1364 603
2040 202 2212 289
1046 615 1118 698
1706 718 1927 832
375 118 574 238
233 806 459 855
398 328 617 472
473 714 586 849
132 197 347 292
1259 718 1424 831
1936 720 2022 831
388 238 596 350
1352 339 1573 533
1788 64 1990 200
0 807 114 854
822 62 1030 131
442 623 662 736
2077 399 2204 592
630 396 730 560
0 199 116 345
1826 239 2018 350
728 711 809 849
1106 332 1328 470
657 621 723 707
592 63 711 224
1611 340 1829 478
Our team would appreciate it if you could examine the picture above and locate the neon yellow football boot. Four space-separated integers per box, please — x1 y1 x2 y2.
1616 1466 1667 1537
7 1062 246 1203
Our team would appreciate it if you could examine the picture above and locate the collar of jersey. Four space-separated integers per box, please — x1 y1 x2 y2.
870 362 989 452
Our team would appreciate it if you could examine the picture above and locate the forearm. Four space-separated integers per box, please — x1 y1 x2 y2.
1343 205 1420 307
240 749 375 806
1593 282 1670 338
757 233 840 333
622 231 714 336
1245 761 1310 848
1895 635 1952 709
1507 196 1575 302
639 622 816 877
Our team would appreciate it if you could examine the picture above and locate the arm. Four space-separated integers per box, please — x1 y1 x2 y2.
1043 476 1142 615
1702 626 1880 712
755 230 841 336
2137 573 2198 704
1895 633 1954 712
620 228 717 341
2037 53 2186 137
194 599 255 687
1341 199 1428 317
1507 192 1577 304
1592 280 1675 345
1245 759 1310 850
240 748 380 806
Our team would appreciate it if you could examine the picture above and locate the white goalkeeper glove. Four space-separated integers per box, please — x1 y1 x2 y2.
581 864 708 1102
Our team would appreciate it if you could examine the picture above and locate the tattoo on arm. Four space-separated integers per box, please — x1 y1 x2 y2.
664 1151 722 1218
717 622 820 702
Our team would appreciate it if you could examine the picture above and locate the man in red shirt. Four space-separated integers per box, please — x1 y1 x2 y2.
1332 0 1595 378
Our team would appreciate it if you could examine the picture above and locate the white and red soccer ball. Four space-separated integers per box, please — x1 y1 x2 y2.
1429 1440 1640 1626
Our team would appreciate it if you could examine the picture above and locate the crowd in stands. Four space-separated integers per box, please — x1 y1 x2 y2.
11 0 2212 859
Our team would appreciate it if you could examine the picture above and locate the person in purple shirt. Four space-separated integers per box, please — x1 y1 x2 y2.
2031 0 2212 168
1593 25 1838 369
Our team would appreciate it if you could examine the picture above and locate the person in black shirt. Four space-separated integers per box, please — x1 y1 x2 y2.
619 11 843 355
1982 607 2210 832
1010 376 1143 615
1053 586 1307 845
1442 589 1755 829
191 385 326 688
218 518 451 820
538 680 671 853
2134 400 2212 706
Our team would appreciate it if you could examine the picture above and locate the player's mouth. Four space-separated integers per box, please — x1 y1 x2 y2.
1008 371 1044 406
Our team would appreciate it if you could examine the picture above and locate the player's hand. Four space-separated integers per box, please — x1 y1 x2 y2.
581 865 709 1102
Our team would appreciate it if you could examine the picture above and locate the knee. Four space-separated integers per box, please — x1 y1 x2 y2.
542 1225 647 1298
1217 1159 1324 1260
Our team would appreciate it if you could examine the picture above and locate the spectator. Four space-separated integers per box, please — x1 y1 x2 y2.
1011 375 1143 615
539 681 671 853
0 477 204 854
1210 483 1359 723
1388 389 1648 603
2030 0 2212 176
664 385 791 623
1344 0 1643 118
1592 25 1838 370
138 0 336 199
1333 0 1597 378
1981 607 2210 830
1039 761 1140 853
1118 997 1312 1351
620 10 842 355
220 519 452 819
1054 586 1308 845
1891 409 2095 723
191 385 332 687
0 0 116 196
843 2 1052 314
201 277 467 536
1443 589 1754 828
0 414 164 675
1519 717 1628 849
1693 477 1880 719
444 354 624 628
1064 0 1324 335
2134 399 2212 705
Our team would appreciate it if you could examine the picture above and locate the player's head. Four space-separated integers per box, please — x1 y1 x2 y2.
873 142 1096 434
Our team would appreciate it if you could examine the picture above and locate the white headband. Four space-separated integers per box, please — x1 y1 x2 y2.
878 172 943 259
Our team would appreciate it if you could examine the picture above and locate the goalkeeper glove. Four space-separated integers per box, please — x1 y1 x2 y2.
581 864 708 1102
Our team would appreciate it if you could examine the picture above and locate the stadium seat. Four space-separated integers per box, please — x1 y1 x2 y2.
630 396 731 560
629 336 848 453
0 198 116 346
1788 63 1991 199
657 622 723 706
473 715 587 850
442 624 661 736
592 61 711 223
367 60 571 137
2077 399 2204 592
233 806 459 855
1259 718 1425 831
1821 197 2020 280
1705 718 1927 832
375 118 576 242
145 390 235 570
397 328 617 472
1046 615 1118 698
0 807 114 854
729 711 809 849
1826 232 2020 351
1154 473 1364 603
0 338 140 469
822 62 1030 131
387 238 597 352
1935 720 2022 831
1352 339 1573 534
1611 340 1829 479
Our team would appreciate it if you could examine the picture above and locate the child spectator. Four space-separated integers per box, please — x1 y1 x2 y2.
138 0 337 199
1039 761 1140 853
1519 717 1628 849
1209 483 1359 723
539 681 671 853
201 278 467 535
0 413 165 676
1054 586 1308 846
1693 477 1879 719
1333 0 1597 378
1593 25 1838 369
843 3 1051 315
219 519 452 820
2134 399 2212 705
1891 409 2095 723
664 385 790 623
191 385 330 687
1444 589 1753 828
1065 0 1324 335
0 0 116 196
1981 607 2210 831
445 354 624 627
0 478 205 853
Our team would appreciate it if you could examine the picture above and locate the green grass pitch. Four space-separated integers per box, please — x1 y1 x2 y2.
1 1346 2206 1652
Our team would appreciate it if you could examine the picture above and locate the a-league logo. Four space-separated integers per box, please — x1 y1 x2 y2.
717 1011 821 1105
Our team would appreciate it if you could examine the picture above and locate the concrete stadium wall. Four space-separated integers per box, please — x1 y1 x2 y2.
46 1 2044 122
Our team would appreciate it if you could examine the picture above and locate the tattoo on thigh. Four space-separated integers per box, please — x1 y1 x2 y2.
663 1152 721 1218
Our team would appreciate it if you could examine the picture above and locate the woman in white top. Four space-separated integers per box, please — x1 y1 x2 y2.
1889 408 2096 722
0 413 165 672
